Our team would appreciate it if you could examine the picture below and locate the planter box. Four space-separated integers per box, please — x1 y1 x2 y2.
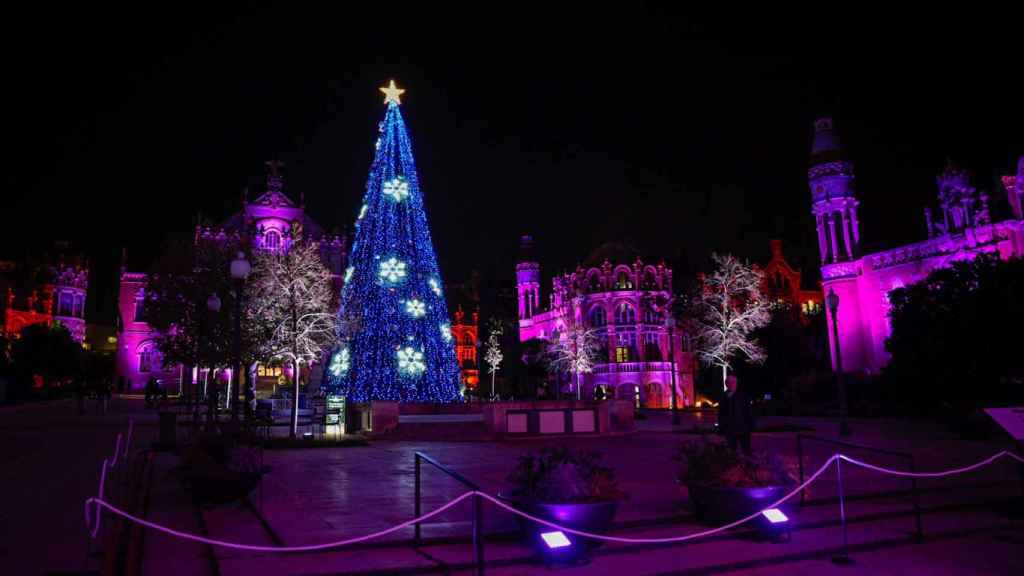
686 483 792 525
502 495 618 550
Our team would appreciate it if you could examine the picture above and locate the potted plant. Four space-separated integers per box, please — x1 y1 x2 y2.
504 447 624 551
174 431 266 507
675 437 794 524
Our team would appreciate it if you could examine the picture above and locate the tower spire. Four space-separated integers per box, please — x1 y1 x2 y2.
808 117 859 263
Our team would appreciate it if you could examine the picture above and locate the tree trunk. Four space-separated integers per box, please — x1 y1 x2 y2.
290 300 300 438
721 364 728 392
291 358 300 438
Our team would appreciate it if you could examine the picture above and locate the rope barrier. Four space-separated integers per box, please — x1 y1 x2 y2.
85 491 477 552
840 450 1024 477
82 449 1024 552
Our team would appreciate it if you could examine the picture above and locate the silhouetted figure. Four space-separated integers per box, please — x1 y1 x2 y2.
718 374 754 455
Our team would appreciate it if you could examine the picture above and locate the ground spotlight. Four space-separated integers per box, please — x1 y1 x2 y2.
757 508 791 542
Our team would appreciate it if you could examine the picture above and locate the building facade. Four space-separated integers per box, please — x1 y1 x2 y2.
810 118 1024 373
516 237 695 407
450 305 479 391
761 239 823 320
114 162 347 392
2 246 89 344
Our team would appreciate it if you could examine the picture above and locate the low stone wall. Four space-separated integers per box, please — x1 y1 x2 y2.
483 400 634 436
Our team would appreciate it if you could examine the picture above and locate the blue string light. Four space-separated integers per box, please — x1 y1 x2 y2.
327 98 461 402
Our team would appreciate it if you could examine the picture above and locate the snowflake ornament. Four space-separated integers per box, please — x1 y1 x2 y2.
379 258 407 283
344 266 354 283
405 298 426 318
330 348 350 377
428 278 442 296
358 204 367 219
397 346 425 375
382 177 410 202
440 322 452 342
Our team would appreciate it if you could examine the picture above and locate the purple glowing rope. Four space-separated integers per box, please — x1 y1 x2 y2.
82 450 1024 551
123 418 134 463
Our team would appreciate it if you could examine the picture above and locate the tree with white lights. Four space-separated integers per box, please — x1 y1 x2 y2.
247 230 338 437
547 322 603 400
691 253 770 391
483 319 504 399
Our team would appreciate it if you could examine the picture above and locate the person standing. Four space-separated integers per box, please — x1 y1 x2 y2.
718 374 754 455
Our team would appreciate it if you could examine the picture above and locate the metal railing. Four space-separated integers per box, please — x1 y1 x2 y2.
797 434 922 542
413 451 484 575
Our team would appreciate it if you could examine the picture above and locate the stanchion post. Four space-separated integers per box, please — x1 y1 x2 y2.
832 456 853 565
473 492 484 575
797 434 805 507
414 453 422 545
909 457 923 542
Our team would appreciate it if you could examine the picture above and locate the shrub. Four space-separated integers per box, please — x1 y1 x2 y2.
675 437 792 488
507 446 624 503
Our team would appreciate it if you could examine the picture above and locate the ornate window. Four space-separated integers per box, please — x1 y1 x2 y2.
134 297 145 322
58 292 73 317
139 345 154 373
643 269 658 290
265 230 281 250
643 332 661 361
643 308 658 325
257 364 283 377
461 333 474 346
615 271 633 290
616 332 636 363
614 303 636 325
588 273 602 292
74 294 85 318
589 307 607 327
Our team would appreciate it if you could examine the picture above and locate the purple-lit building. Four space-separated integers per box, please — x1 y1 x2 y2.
516 237 695 407
809 118 1024 374
114 163 346 392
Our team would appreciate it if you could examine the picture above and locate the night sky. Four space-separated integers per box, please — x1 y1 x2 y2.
5 5 1021 323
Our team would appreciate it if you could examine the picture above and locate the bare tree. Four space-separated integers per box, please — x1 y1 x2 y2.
483 319 504 399
691 253 770 391
546 323 603 401
247 234 338 437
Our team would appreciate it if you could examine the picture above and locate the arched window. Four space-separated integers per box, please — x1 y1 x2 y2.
589 307 607 327
265 230 281 250
615 271 633 290
643 269 658 289
461 333 474 346
643 308 658 325
139 345 154 373
614 303 635 325
74 294 85 318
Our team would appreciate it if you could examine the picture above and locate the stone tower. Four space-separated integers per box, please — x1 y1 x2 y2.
515 235 541 319
808 118 860 263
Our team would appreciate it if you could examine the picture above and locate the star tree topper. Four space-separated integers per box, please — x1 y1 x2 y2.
380 79 405 105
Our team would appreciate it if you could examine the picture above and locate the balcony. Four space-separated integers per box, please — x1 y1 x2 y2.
593 361 673 374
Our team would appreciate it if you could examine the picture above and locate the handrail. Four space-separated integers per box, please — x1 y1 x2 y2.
414 451 481 491
796 433 922 541
414 451 484 575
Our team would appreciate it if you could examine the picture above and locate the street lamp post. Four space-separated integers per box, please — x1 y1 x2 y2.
206 292 221 422
826 288 851 436
666 316 680 426
230 251 251 422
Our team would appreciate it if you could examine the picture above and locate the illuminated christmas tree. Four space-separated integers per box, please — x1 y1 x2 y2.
327 80 461 402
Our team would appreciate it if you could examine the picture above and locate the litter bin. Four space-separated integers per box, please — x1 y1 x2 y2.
158 411 177 449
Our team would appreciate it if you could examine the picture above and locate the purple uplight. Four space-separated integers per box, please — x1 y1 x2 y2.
762 508 788 524
541 531 572 549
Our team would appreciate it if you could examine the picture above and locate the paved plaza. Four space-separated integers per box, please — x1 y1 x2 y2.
2 400 1022 575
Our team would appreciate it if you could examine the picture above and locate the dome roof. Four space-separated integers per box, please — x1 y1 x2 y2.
582 241 643 268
